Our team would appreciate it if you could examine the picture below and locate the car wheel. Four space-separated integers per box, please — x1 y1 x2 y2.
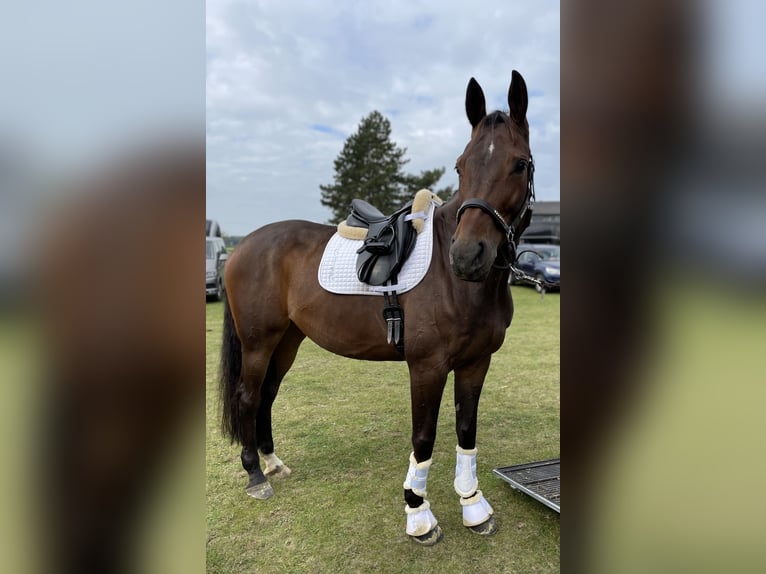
215 279 224 301
535 273 546 293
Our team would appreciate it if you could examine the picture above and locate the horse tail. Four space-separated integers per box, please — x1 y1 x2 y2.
219 291 243 444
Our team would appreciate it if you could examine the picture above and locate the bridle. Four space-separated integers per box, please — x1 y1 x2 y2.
455 156 536 265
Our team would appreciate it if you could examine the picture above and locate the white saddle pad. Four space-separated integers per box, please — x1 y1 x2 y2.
318 200 438 296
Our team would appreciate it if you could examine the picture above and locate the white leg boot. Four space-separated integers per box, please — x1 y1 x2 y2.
454 445 496 532
460 490 494 527
403 452 442 544
403 451 431 497
454 445 478 497
404 500 439 537
259 450 291 478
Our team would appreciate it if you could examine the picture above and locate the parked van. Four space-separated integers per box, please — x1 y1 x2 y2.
206 219 222 238
206 236 227 301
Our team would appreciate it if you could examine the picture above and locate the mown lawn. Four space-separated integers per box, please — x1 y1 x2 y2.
206 287 559 573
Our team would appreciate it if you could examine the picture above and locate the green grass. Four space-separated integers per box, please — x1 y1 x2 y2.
206 287 559 573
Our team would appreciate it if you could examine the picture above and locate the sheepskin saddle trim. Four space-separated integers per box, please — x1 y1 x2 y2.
337 189 442 240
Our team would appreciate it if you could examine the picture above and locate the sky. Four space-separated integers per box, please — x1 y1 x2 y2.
1 1 204 172
206 0 560 236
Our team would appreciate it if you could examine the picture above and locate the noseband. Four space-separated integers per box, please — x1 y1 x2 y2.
455 157 536 262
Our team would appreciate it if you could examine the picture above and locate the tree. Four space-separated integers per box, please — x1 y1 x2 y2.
320 111 452 223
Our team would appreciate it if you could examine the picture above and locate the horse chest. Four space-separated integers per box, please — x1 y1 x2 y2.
445 307 509 361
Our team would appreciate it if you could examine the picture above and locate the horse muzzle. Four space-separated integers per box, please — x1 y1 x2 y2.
449 236 496 282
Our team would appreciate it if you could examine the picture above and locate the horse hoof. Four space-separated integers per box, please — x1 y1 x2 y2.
266 464 292 479
245 481 274 500
468 516 498 536
410 524 443 546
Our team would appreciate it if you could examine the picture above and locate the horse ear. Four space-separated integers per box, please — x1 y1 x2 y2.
465 77 487 128
508 70 528 125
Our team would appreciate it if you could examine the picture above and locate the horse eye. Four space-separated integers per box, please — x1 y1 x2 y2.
513 159 527 174
455 165 461 176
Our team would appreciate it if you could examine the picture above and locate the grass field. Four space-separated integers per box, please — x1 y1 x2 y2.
206 287 559 573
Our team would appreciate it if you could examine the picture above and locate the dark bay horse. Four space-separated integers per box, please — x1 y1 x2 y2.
220 72 534 545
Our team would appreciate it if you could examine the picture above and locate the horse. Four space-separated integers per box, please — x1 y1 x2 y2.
219 71 535 545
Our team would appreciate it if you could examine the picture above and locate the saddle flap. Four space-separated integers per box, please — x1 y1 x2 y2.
356 211 417 285
356 226 395 254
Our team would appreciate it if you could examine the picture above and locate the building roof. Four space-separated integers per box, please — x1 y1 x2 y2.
533 201 559 216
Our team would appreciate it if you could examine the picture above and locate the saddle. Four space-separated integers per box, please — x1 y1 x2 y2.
336 189 441 354
346 199 418 286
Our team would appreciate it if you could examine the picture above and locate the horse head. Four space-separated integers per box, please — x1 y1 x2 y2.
450 71 534 281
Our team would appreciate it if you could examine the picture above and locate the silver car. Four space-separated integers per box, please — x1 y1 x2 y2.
206 237 228 301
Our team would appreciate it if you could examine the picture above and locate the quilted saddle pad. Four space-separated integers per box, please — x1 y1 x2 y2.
318 200 438 296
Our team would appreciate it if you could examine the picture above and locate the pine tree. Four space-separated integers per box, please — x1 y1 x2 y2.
320 111 452 223
320 111 407 223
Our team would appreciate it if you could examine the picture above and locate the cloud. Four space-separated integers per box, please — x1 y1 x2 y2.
206 0 560 235
309 124 347 139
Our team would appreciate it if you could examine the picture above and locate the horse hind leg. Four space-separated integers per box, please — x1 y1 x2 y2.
237 333 285 500
255 323 305 481
241 445 272 500
238 322 305 499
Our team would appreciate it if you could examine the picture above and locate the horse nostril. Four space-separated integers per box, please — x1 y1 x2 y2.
476 241 485 258
451 236 456 246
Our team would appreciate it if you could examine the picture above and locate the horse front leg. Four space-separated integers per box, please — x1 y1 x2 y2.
402 363 448 545
454 357 498 535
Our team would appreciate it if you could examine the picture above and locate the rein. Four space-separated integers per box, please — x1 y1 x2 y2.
455 156 536 270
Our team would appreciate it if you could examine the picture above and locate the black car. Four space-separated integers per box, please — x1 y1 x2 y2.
510 243 560 292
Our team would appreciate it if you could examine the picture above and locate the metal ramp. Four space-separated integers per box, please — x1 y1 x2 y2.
493 458 560 513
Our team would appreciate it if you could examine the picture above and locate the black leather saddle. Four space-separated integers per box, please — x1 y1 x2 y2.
345 199 418 287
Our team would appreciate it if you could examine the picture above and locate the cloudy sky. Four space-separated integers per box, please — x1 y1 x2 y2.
206 0 560 236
